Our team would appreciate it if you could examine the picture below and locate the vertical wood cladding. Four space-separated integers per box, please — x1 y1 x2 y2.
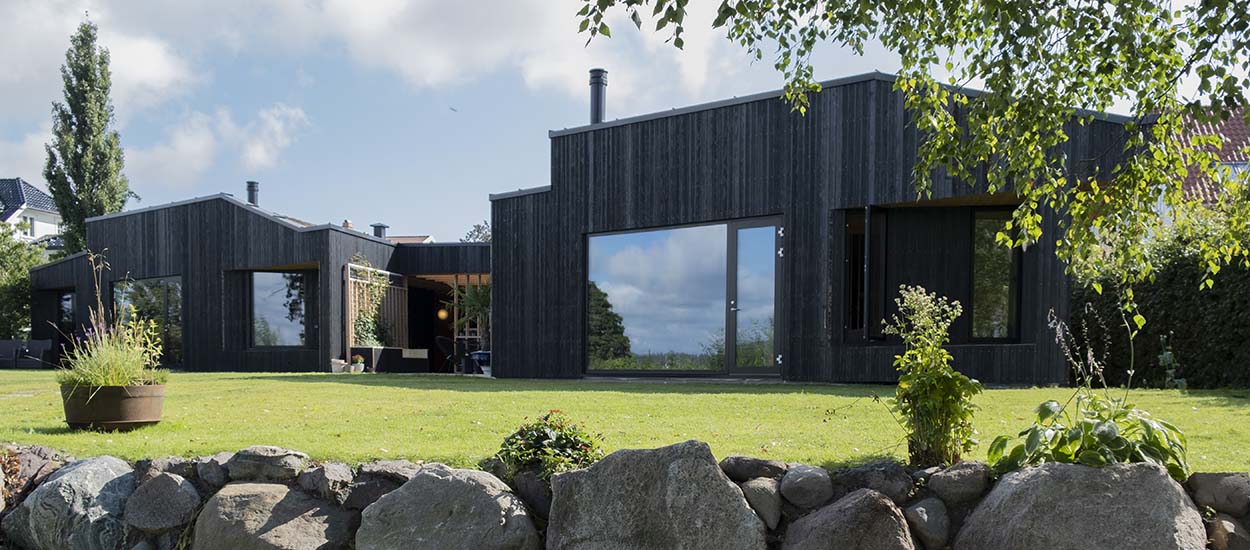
31 195 483 373
492 75 1125 384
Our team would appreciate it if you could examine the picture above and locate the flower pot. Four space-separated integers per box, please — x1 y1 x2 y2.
350 364 365 373
61 384 165 432
481 366 493 378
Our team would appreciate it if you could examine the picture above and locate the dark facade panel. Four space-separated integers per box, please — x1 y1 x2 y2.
389 243 490 275
491 76 1122 384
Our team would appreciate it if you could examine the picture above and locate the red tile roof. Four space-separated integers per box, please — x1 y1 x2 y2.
1183 107 1249 203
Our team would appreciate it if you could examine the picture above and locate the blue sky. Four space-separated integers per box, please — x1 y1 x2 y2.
0 0 902 241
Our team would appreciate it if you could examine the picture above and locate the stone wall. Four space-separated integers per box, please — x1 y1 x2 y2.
1 441 1247 550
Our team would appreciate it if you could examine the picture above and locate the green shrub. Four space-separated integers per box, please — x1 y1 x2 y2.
988 309 1191 481
882 285 983 467
490 411 605 481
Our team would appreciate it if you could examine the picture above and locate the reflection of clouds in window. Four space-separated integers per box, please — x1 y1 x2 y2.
589 225 726 355
253 272 305 346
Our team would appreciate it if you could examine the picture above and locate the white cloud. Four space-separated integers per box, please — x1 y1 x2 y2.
0 124 51 189
126 111 218 188
217 103 310 170
125 103 308 189
101 32 198 121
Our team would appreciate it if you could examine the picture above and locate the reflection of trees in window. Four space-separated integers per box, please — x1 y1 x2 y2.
972 211 1019 339
587 281 631 368
735 316 774 368
252 272 307 347
56 291 74 333
113 277 182 364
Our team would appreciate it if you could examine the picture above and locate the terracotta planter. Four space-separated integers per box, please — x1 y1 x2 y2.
60 384 165 431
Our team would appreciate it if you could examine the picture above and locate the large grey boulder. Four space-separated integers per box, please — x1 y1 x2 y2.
780 464 833 509
954 463 1206 550
720 456 788 482
226 446 308 482
342 459 422 511
783 489 915 550
356 464 540 550
0 456 134 550
903 497 949 550
297 462 354 504
829 461 913 504
546 440 767 550
192 482 356 550
1186 473 1250 518
740 477 782 530
125 473 201 533
927 462 990 505
1210 514 1250 550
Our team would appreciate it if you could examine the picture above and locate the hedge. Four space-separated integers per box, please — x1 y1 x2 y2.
1073 251 1250 389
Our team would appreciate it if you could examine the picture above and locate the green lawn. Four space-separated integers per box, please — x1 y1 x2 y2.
1 370 1248 471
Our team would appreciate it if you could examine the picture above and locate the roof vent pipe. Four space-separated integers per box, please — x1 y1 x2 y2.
246 181 259 206
589 68 607 124
371 223 389 238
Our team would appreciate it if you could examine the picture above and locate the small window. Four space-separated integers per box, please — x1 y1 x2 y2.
845 212 866 333
113 276 183 364
972 210 1020 340
56 291 75 335
21 216 34 236
252 272 308 347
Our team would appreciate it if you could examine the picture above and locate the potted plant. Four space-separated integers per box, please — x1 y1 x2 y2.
350 354 366 373
57 252 168 431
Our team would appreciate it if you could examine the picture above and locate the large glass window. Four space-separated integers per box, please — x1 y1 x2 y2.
114 277 183 364
252 272 308 347
587 224 728 371
972 210 1020 339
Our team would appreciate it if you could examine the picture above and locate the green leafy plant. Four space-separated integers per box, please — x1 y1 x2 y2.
444 283 491 350
56 251 167 391
490 411 605 481
988 307 1190 481
349 254 391 348
882 285 983 467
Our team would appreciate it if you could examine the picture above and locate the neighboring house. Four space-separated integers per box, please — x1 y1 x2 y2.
1 177 63 252
1183 107 1249 204
29 182 488 372
490 70 1132 385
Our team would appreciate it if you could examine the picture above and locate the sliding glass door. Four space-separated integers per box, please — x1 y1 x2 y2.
586 217 782 375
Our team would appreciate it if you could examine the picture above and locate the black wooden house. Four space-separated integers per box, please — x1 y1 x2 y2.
490 71 1129 384
30 184 489 372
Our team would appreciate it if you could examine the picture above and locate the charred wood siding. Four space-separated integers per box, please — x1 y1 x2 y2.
30 197 402 373
388 244 490 275
492 76 1125 384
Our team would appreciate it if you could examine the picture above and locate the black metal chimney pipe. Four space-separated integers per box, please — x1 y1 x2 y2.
589 68 608 124
371 223 389 238
246 180 259 206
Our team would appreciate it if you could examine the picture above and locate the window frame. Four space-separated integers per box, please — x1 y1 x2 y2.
249 271 311 349
111 275 184 365
969 208 1023 343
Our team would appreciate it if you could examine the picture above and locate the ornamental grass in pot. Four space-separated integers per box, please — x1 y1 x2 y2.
57 252 169 432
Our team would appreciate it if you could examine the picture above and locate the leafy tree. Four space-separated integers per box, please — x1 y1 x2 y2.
0 222 46 339
587 281 631 361
462 221 492 243
44 20 134 253
576 0 1250 310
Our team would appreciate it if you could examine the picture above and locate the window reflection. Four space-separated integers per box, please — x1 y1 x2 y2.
253 272 308 347
113 277 183 364
972 211 1019 339
587 225 727 371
